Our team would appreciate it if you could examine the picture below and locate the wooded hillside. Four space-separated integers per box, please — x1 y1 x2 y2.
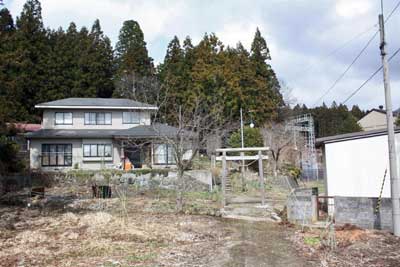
0 0 364 138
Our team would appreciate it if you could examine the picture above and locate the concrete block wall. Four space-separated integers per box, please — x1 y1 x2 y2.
334 196 392 231
287 187 318 224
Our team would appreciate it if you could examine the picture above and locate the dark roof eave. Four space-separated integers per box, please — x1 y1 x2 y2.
316 127 400 146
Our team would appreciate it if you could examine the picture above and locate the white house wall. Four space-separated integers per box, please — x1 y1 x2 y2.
357 111 387 131
42 109 151 130
30 138 122 171
325 133 400 198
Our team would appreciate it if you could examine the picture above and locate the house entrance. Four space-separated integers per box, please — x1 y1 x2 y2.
125 147 142 168
124 143 151 169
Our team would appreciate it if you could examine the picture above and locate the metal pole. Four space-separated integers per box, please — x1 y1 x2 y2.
240 108 244 148
221 151 227 207
240 108 245 191
379 14 400 236
258 150 266 206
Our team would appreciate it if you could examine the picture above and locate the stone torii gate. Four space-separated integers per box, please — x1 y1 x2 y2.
215 147 269 207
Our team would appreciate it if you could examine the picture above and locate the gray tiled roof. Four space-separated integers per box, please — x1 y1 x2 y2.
26 124 184 139
114 124 181 138
35 98 156 108
26 129 121 139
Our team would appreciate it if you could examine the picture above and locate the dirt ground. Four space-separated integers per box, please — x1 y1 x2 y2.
0 185 313 267
291 223 400 267
1 181 399 267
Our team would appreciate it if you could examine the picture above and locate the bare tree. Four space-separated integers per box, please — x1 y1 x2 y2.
113 71 164 107
279 80 298 107
261 122 296 177
156 97 229 211
115 72 229 212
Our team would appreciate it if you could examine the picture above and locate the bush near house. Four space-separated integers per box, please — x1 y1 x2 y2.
0 123 25 175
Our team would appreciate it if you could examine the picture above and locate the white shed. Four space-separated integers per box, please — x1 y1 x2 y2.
317 128 400 198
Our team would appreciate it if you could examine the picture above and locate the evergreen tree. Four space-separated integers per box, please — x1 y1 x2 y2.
0 8 28 121
250 28 271 64
0 8 14 34
350 105 365 120
157 36 187 120
115 20 153 77
13 0 49 120
249 28 283 121
87 19 115 97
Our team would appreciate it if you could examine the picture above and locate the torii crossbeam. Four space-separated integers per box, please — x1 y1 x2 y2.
215 147 269 207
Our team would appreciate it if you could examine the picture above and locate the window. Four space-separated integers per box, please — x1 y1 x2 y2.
41 144 72 167
153 144 175 165
84 112 112 125
123 111 140 124
55 112 73 125
83 144 112 157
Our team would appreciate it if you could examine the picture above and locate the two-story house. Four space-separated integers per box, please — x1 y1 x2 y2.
27 98 180 171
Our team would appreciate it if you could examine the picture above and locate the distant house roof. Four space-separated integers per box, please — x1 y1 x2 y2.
316 127 400 146
362 107 400 117
7 123 41 132
35 98 158 110
365 108 387 115
26 124 186 139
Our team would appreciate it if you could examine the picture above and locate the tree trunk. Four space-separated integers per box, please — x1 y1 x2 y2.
176 168 185 212
273 161 278 178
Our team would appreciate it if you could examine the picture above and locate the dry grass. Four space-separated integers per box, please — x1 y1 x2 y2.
291 224 400 267
0 186 228 267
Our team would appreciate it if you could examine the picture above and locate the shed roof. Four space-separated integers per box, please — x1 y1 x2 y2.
35 98 157 109
316 127 400 146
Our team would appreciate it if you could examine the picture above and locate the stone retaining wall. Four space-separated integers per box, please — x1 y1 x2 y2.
287 187 318 224
334 196 392 231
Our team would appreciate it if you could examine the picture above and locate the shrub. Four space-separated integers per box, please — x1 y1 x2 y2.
228 127 263 151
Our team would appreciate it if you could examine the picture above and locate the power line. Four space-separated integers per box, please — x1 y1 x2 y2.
311 30 379 107
342 46 400 104
312 0 400 107
385 1 400 21
295 24 377 76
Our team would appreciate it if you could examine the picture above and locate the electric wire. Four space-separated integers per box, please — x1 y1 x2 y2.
311 0 400 107
341 46 400 104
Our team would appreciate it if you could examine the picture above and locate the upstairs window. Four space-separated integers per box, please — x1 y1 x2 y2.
55 112 73 125
123 111 140 124
84 112 112 125
83 144 112 157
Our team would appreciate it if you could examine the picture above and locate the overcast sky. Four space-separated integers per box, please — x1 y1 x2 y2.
4 0 400 110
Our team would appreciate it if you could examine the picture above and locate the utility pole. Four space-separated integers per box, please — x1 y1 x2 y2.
378 12 400 236
240 108 245 191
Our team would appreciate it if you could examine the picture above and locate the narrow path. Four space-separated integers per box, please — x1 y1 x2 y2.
209 219 315 267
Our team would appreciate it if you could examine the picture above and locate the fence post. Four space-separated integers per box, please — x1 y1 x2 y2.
221 151 227 207
258 150 266 206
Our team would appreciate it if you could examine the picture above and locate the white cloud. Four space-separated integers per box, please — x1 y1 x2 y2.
335 0 373 18
8 0 187 43
216 21 260 49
